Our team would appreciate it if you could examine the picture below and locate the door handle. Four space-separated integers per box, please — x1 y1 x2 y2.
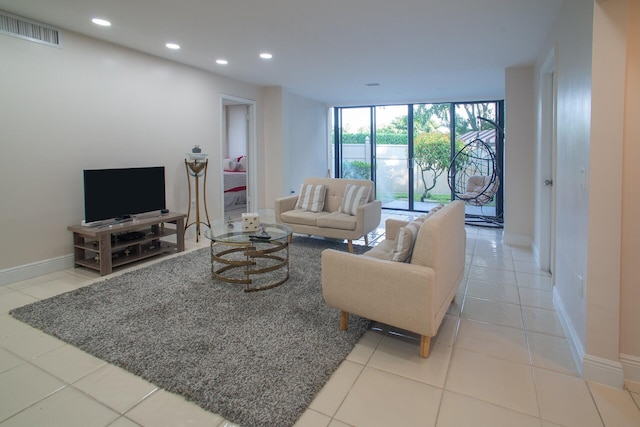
544 179 553 186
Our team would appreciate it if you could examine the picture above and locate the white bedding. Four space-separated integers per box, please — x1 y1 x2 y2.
224 171 246 208
223 171 246 192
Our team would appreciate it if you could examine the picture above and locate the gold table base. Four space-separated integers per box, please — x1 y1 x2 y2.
210 240 290 292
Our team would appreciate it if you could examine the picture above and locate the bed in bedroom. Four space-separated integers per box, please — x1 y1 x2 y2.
223 157 247 210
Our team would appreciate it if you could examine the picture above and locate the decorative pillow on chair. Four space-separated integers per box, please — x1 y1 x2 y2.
391 216 426 262
339 184 371 216
295 184 327 212
237 156 247 171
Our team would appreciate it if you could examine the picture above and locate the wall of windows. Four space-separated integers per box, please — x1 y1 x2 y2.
332 101 504 222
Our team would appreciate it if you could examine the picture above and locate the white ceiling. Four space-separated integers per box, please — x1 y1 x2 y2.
0 0 563 106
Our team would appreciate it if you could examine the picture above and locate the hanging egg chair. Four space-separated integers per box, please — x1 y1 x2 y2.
448 137 499 207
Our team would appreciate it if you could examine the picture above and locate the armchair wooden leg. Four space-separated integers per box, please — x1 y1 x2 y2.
347 240 354 253
420 335 431 358
364 234 369 245
340 311 349 331
287 234 292 243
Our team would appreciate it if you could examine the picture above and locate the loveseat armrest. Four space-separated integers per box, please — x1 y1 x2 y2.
384 218 409 241
321 249 437 337
274 195 298 222
355 200 383 236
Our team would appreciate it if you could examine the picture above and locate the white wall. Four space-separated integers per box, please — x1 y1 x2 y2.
585 0 626 386
261 87 284 211
284 91 329 193
620 0 640 385
504 66 535 247
261 87 328 203
0 30 262 273
533 0 593 366
534 0 636 387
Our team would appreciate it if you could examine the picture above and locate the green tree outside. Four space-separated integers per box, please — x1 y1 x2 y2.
413 132 467 202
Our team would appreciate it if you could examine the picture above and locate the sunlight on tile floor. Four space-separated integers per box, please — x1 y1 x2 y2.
1 212 639 426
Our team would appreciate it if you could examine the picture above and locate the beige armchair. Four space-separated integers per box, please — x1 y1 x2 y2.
321 201 466 357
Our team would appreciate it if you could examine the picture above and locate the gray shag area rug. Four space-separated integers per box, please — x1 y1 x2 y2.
11 236 370 427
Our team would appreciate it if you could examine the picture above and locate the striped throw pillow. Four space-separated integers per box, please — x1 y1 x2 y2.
391 216 426 262
295 184 327 212
339 184 371 216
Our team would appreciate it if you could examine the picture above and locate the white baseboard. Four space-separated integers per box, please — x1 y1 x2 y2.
503 233 532 247
553 287 585 376
0 254 74 287
583 354 625 389
621 353 640 391
554 288 626 388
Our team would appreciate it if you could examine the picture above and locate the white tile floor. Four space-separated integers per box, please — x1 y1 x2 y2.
1 212 640 427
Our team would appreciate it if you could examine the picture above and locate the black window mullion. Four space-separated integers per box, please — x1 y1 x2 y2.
407 105 414 211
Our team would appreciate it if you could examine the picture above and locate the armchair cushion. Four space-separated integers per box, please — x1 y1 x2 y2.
339 184 371 216
295 184 326 213
363 239 395 261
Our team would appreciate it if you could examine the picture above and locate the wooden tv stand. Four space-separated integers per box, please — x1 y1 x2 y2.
68 212 186 276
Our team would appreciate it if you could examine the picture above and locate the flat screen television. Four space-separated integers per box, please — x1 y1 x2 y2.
83 166 166 223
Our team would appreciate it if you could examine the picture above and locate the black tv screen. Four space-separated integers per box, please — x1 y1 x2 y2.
83 167 166 223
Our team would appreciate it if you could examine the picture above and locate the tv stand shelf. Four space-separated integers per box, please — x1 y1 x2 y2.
68 212 186 276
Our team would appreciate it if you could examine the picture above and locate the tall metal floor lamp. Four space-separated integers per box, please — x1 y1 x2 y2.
185 154 211 241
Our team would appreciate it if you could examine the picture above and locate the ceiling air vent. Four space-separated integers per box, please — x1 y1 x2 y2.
0 10 62 47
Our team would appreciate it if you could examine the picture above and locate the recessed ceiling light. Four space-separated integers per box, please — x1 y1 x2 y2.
166 43 181 50
259 52 273 59
216 59 228 65
91 18 111 27
366 82 380 87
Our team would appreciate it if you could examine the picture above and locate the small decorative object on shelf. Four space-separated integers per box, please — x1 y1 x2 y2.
242 212 260 232
192 144 202 153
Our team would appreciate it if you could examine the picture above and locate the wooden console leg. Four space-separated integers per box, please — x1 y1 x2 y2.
420 335 431 358
340 311 349 331
347 240 354 253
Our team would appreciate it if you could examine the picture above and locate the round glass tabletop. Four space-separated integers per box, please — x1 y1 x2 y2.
204 222 292 244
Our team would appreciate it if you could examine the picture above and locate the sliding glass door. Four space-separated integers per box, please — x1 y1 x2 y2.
412 103 452 211
374 105 410 209
338 107 372 180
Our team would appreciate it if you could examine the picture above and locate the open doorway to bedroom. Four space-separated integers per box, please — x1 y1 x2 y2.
220 95 257 222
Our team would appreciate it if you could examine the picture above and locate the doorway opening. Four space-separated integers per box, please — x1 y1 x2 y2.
220 95 257 222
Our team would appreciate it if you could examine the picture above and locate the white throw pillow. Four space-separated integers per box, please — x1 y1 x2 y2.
238 156 247 171
295 184 327 213
223 158 239 171
339 184 371 216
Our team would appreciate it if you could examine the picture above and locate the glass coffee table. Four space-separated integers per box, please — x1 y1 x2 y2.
204 223 292 292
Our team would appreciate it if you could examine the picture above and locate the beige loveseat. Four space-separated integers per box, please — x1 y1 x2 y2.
274 177 382 252
321 201 466 357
